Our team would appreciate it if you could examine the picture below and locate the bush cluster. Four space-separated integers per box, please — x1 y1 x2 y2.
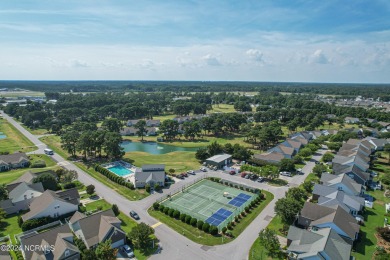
30 160 46 168
94 164 135 189
21 216 55 231
154 204 218 235
63 182 76 189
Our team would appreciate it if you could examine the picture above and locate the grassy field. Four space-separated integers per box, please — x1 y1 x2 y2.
125 151 200 173
149 191 273 246
0 118 36 153
39 135 70 158
0 90 45 97
249 241 284 260
351 158 390 259
209 104 240 113
85 199 155 260
29 154 57 167
75 162 148 201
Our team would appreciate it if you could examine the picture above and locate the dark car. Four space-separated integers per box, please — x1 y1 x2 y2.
176 174 185 179
182 172 188 177
229 170 236 175
129 210 140 220
250 174 258 180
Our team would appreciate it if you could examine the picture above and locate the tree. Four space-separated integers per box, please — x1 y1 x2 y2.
312 164 328 177
384 143 390 164
86 184 95 195
168 168 175 174
112 204 120 216
275 197 302 224
159 119 179 141
0 184 8 200
134 120 148 141
322 152 335 163
103 132 124 159
285 187 307 204
183 121 202 141
61 129 80 157
102 118 122 133
327 142 342 152
280 159 295 172
298 148 312 158
33 173 58 191
258 228 281 257
208 141 223 156
195 147 210 161
95 239 117 260
302 180 314 193
128 222 155 249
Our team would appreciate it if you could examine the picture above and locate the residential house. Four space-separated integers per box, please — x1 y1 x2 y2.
268 145 295 159
287 226 352 260
366 118 377 124
172 116 192 124
313 185 364 216
120 126 157 136
22 188 80 221
332 154 369 172
378 121 390 130
0 182 44 215
367 138 389 151
69 209 126 249
10 170 57 185
344 117 360 124
134 164 165 188
320 173 364 197
298 202 360 243
334 164 371 186
253 151 284 164
20 224 80 260
126 119 160 127
0 153 30 172
281 138 303 153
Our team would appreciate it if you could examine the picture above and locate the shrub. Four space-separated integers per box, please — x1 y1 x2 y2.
225 231 233 237
185 215 192 224
241 212 246 217
159 205 165 212
112 204 119 216
190 218 197 226
31 160 46 168
197 220 204 230
234 216 239 222
86 184 95 195
168 209 174 217
173 210 180 219
222 227 227 234
63 182 76 189
180 214 187 222
227 223 233 230
21 217 55 231
153 202 160 210
18 216 23 227
209 225 218 235
163 207 170 215
377 227 390 242
145 184 151 193
245 206 250 213
202 223 210 233
97 206 103 211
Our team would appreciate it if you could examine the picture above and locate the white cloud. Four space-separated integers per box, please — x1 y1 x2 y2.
309 49 330 64
69 59 89 68
246 49 263 62
201 54 221 66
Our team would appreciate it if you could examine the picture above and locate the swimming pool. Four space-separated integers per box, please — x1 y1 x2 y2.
0 132 6 139
107 165 134 177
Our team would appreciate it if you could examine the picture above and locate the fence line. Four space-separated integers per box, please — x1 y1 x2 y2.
14 220 62 243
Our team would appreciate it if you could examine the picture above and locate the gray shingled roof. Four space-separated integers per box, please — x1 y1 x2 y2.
320 173 362 196
206 154 232 163
287 226 352 260
0 153 29 165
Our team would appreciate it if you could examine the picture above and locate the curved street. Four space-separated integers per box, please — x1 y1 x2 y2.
0 111 328 260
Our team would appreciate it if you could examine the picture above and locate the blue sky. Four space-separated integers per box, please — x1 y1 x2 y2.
0 0 389 83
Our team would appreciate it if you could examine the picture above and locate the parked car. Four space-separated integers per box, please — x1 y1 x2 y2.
280 171 292 177
182 172 188 177
229 170 236 175
122 245 135 258
241 172 247 178
297 168 303 174
176 174 184 179
129 210 140 220
257 177 265 182
200 167 207 172
245 174 250 179
187 170 195 175
250 174 258 180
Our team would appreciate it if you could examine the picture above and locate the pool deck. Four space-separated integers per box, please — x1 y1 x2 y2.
102 160 137 184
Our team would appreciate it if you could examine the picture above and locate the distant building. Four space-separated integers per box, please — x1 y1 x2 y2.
205 154 232 169
0 153 30 172
134 164 165 188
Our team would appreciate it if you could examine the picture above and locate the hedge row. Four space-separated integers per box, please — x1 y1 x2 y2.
21 216 56 231
94 164 135 190
153 203 219 235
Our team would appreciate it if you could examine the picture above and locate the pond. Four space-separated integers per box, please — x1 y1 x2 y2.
121 141 200 154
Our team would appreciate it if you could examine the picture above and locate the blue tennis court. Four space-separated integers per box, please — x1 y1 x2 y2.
228 193 252 207
205 208 233 226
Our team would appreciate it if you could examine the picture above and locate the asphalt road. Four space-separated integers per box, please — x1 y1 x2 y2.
1 110 328 260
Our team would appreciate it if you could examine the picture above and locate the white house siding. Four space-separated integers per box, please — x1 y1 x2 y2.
13 189 42 203
24 200 78 221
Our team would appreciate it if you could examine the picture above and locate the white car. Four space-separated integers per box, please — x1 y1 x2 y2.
200 167 207 172
187 170 196 175
122 245 135 258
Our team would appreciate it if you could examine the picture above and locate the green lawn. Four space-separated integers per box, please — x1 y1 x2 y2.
0 213 23 259
266 215 287 237
39 135 70 159
267 179 288 187
209 104 241 113
75 162 148 201
125 151 200 173
28 154 57 167
0 118 36 153
351 158 390 259
249 241 284 260
149 191 273 246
